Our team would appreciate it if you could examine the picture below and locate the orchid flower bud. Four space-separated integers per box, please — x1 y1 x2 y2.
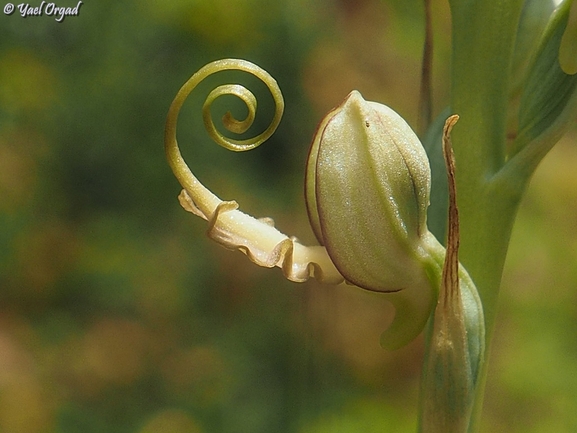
420 116 485 431
305 91 440 348
306 90 432 291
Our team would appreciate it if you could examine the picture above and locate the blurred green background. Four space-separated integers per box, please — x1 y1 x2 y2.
0 0 576 432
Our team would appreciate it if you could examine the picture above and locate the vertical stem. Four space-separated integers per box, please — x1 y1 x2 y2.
449 0 525 337
447 1 525 430
418 0 433 137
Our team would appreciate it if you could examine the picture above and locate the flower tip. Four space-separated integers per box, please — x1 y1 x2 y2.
341 90 367 116
345 89 364 102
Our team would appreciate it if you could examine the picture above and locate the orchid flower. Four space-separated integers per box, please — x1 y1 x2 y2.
164 58 485 429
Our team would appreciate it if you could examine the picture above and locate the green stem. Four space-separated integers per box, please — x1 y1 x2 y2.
448 1 525 431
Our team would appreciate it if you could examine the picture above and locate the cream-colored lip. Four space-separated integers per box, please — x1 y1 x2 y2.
165 59 345 286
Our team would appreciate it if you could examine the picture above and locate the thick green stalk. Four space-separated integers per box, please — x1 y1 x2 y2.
448 0 525 430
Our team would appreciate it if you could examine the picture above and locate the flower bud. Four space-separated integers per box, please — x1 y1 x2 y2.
420 115 485 431
305 90 432 293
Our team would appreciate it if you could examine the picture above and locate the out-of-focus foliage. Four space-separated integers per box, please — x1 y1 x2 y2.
0 0 575 432
485 134 577 433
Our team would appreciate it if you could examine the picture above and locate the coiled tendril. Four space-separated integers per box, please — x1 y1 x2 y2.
164 59 343 287
164 58 285 218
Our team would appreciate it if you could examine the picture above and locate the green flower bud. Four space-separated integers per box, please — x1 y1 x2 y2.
305 90 432 293
419 116 485 432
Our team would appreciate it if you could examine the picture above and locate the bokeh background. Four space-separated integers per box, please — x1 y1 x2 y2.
1 0 576 432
